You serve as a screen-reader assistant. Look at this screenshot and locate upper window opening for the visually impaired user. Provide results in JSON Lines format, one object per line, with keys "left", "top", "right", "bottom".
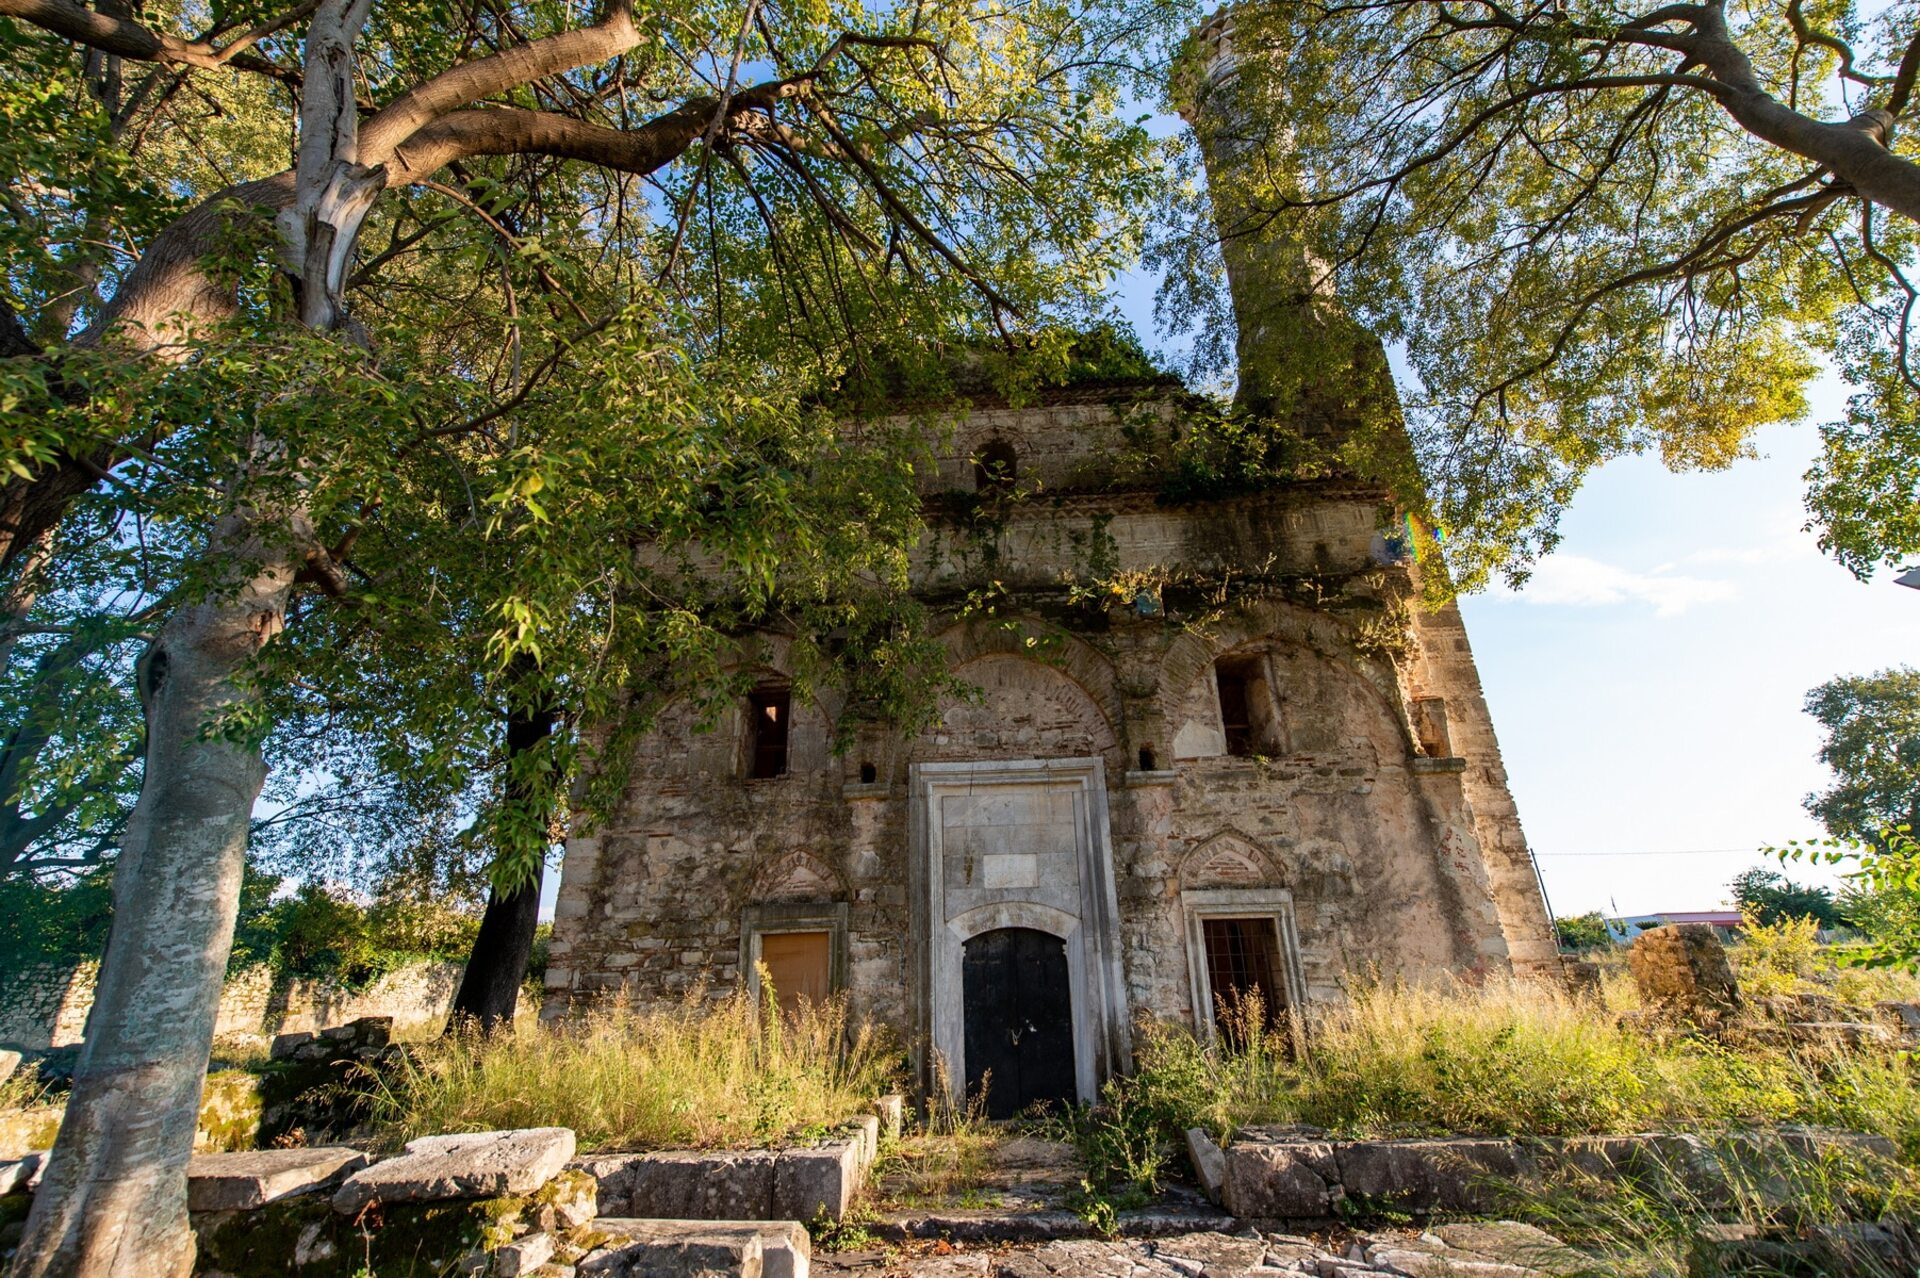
{"left": 1216, "top": 667, "right": 1254, "bottom": 757}
{"left": 975, "top": 438, "right": 1018, "bottom": 492}
{"left": 1215, "top": 653, "right": 1286, "bottom": 758}
{"left": 747, "top": 686, "right": 791, "bottom": 778}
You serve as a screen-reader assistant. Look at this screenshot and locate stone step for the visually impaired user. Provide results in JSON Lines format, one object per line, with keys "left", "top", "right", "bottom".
{"left": 874, "top": 1204, "right": 1238, "bottom": 1243}
{"left": 333, "top": 1126, "right": 576, "bottom": 1215}
{"left": 580, "top": 1217, "right": 811, "bottom": 1278}
{"left": 186, "top": 1145, "right": 368, "bottom": 1211}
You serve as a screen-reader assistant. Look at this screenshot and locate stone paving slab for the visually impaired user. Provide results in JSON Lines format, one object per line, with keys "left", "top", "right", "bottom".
{"left": 332, "top": 1126, "right": 575, "bottom": 1214}
{"left": 813, "top": 1227, "right": 1589, "bottom": 1277}
{"left": 583, "top": 1217, "right": 811, "bottom": 1278}
{"left": 188, "top": 1145, "right": 368, "bottom": 1211}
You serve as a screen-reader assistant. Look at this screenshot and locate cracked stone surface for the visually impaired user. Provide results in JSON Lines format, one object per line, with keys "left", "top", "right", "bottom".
{"left": 332, "top": 1127, "right": 576, "bottom": 1214}
{"left": 815, "top": 1226, "right": 1588, "bottom": 1276}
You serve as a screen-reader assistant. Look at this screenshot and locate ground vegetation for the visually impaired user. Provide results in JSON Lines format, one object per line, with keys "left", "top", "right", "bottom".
{"left": 361, "top": 992, "right": 897, "bottom": 1152}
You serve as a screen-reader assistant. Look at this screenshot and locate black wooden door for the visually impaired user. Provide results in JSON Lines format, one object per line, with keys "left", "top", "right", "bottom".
{"left": 962, "top": 927, "right": 1076, "bottom": 1118}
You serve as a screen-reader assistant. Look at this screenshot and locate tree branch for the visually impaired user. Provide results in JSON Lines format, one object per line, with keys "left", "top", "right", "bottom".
{"left": 358, "top": 0, "right": 638, "bottom": 163}
{"left": 0, "top": 0, "right": 299, "bottom": 81}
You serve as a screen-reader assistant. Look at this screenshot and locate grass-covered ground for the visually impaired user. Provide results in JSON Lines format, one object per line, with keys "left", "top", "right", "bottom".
{"left": 360, "top": 990, "right": 901, "bottom": 1152}
{"left": 1129, "top": 976, "right": 1920, "bottom": 1156}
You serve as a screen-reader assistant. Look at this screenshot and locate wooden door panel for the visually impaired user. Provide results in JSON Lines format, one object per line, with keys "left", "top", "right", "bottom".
{"left": 761, "top": 930, "right": 830, "bottom": 1017}
{"left": 962, "top": 927, "right": 1075, "bottom": 1118}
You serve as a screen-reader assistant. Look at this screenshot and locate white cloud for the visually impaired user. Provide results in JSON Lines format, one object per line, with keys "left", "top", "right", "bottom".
{"left": 1490, "top": 554, "right": 1737, "bottom": 617}
{"left": 1662, "top": 534, "right": 1808, "bottom": 570}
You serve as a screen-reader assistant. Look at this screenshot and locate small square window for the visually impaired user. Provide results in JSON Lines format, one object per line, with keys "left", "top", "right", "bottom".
{"left": 974, "top": 438, "right": 1017, "bottom": 492}
{"left": 747, "top": 686, "right": 790, "bottom": 778}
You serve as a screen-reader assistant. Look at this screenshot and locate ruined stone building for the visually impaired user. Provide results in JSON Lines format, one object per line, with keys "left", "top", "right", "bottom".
{"left": 544, "top": 13, "right": 1559, "bottom": 1115}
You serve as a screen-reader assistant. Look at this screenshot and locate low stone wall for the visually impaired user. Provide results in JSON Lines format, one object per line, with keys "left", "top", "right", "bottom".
{"left": 0, "top": 960, "right": 463, "bottom": 1051}
{"left": 573, "top": 1116, "right": 880, "bottom": 1224}
{"left": 1200, "top": 1126, "right": 1899, "bottom": 1220}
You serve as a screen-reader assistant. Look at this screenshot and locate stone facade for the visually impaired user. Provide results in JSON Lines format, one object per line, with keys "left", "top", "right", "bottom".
{"left": 543, "top": 17, "right": 1557, "bottom": 1104}
{"left": 542, "top": 383, "right": 1557, "bottom": 1099}
{"left": 0, "top": 960, "right": 463, "bottom": 1051}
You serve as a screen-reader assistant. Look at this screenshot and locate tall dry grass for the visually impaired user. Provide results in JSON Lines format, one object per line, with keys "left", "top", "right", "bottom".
{"left": 363, "top": 990, "right": 900, "bottom": 1152}
{"left": 1504, "top": 1132, "right": 1920, "bottom": 1277}
{"left": 1131, "top": 978, "right": 1920, "bottom": 1153}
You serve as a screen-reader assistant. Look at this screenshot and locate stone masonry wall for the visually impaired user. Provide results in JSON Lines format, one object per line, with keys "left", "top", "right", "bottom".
{"left": 0, "top": 960, "right": 462, "bottom": 1051}
{"left": 546, "top": 390, "right": 1553, "bottom": 1072}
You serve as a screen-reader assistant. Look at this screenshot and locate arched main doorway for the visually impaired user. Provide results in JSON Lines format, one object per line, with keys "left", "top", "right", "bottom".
{"left": 961, "top": 927, "right": 1076, "bottom": 1118}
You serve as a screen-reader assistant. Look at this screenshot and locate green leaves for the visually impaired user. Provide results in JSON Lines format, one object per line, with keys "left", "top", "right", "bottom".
{"left": 1155, "top": 0, "right": 1920, "bottom": 590}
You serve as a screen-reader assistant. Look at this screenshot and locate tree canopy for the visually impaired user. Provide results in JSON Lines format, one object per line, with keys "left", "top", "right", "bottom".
{"left": 0, "top": 0, "right": 1178, "bottom": 1267}
{"left": 1153, "top": 0, "right": 1920, "bottom": 591}
{"left": 1805, "top": 665, "right": 1920, "bottom": 844}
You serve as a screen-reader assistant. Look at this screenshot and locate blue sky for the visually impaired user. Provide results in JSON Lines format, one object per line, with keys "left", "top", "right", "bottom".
{"left": 1460, "top": 394, "right": 1916, "bottom": 917}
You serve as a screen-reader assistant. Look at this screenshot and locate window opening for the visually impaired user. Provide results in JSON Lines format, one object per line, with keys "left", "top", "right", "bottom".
{"left": 1216, "top": 669, "right": 1253, "bottom": 757}
{"left": 759, "top": 930, "right": 831, "bottom": 1018}
{"left": 1202, "top": 916, "right": 1285, "bottom": 1042}
{"left": 975, "top": 438, "right": 1017, "bottom": 492}
{"left": 747, "top": 686, "right": 791, "bottom": 778}
{"left": 859, "top": 761, "right": 878, "bottom": 784}
{"left": 1138, "top": 746, "right": 1157, "bottom": 772}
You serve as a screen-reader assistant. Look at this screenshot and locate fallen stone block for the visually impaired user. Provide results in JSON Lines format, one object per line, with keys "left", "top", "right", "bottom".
{"left": 582, "top": 1148, "right": 779, "bottom": 1220}
{"left": 0, "top": 1049, "right": 21, "bottom": 1084}
{"left": 871, "top": 1094, "right": 905, "bottom": 1143}
{"left": 1627, "top": 924, "right": 1739, "bottom": 1019}
{"left": 1184, "top": 1128, "right": 1225, "bottom": 1205}
{"left": 493, "top": 1229, "right": 555, "bottom": 1276}
{"left": 1689, "top": 1221, "right": 1920, "bottom": 1277}
{"left": 188, "top": 1145, "right": 368, "bottom": 1211}
{"left": 773, "top": 1138, "right": 862, "bottom": 1221}
{"left": 1875, "top": 1001, "right": 1920, "bottom": 1032}
{"left": 533, "top": 1167, "right": 599, "bottom": 1232}
{"left": 0, "top": 1152, "right": 42, "bottom": 1196}
{"left": 333, "top": 1127, "right": 576, "bottom": 1214}
{"left": 583, "top": 1217, "right": 810, "bottom": 1278}
{"left": 326, "top": 1016, "right": 394, "bottom": 1048}
{"left": 1785, "top": 1021, "right": 1898, "bottom": 1048}
{"left": 1334, "top": 1139, "right": 1529, "bottom": 1215}
{"left": 845, "top": 1114, "right": 881, "bottom": 1166}
{"left": 269, "top": 1030, "right": 315, "bottom": 1061}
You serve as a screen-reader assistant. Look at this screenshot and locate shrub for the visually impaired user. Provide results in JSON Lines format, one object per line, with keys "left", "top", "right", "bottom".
{"left": 0, "top": 871, "right": 113, "bottom": 970}
{"left": 1730, "top": 911, "right": 1823, "bottom": 996}
{"left": 362, "top": 991, "right": 900, "bottom": 1152}
{"left": 231, "top": 873, "right": 481, "bottom": 989}
{"left": 1555, "top": 911, "right": 1615, "bottom": 952}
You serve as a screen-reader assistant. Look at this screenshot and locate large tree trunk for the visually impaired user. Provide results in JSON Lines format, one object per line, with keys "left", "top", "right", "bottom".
{"left": 448, "top": 698, "right": 562, "bottom": 1031}
{"left": 7, "top": 516, "right": 296, "bottom": 1278}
